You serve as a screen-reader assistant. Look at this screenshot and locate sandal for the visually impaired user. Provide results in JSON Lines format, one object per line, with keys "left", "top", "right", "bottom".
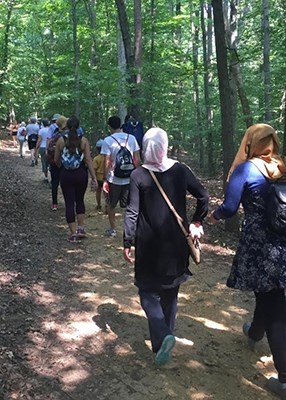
{"left": 68, "top": 234, "right": 80, "bottom": 243}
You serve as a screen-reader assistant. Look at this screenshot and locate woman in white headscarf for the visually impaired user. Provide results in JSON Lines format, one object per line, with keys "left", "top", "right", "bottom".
{"left": 124, "top": 127, "right": 209, "bottom": 367}
{"left": 210, "top": 124, "right": 286, "bottom": 397}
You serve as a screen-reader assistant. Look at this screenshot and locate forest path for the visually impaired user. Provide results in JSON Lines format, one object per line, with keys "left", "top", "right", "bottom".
{"left": 0, "top": 137, "right": 277, "bottom": 400}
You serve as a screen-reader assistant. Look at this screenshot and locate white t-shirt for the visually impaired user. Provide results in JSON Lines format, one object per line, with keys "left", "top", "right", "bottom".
{"left": 101, "top": 132, "right": 140, "bottom": 185}
{"left": 38, "top": 127, "right": 51, "bottom": 148}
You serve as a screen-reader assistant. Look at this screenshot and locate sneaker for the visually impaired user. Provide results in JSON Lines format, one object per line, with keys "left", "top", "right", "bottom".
{"left": 51, "top": 204, "right": 57, "bottom": 211}
{"left": 76, "top": 227, "right": 86, "bottom": 238}
{"left": 35, "top": 159, "right": 38, "bottom": 166}
{"left": 266, "top": 377, "right": 286, "bottom": 399}
{"left": 242, "top": 322, "right": 256, "bottom": 351}
{"left": 68, "top": 234, "right": 80, "bottom": 243}
{"left": 31, "top": 161, "right": 35, "bottom": 167}
{"left": 105, "top": 228, "right": 117, "bottom": 237}
{"left": 155, "top": 335, "right": 176, "bottom": 367}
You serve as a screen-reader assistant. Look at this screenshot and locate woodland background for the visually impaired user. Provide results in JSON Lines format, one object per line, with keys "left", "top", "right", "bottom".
{"left": 0, "top": 0, "right": 285, "bottom": 178}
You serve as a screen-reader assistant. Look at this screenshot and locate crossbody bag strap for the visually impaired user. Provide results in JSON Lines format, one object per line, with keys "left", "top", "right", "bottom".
{"left": 149, "top": 170, "right": 189, "bottom": 238}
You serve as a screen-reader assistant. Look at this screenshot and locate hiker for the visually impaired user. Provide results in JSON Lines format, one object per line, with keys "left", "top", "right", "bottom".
{"left": 54, "top": 116, "right": 98, "bottom": 242}
{"left": 123, "top": 127, "right": 209, "bottom": 366}
{"left": 9, "top": 120, "right": 19, "bottom": 148}
{"left": 26, "top": 116, "right": 40, "bottom": 166}
{"left": 210, "top": 123, "right": 286, "bottom": 398}
{"left": 48, "top": 116, "right": 68, "bottom": 211}
{"left": 101, "top": 115, "right": 141, "bottom": 237}
{"left": 121, "top": 115, "right": 144, "bottom": 149}
{"left": 93, "top": 139, "right": 106, "bottom": 211}
{"left": 17, "top": 122, "right": 27, "bottom": 158}
{"left": 48, "top": 113, "right": 61, "bottom": 138}
{"left": 35, "top": 117, "right": 50, "bottom": 182}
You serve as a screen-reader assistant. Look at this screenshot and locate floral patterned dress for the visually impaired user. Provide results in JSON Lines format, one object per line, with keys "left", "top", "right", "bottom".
{"left": 214, "top": 160, "right": 286, "bottom": 292}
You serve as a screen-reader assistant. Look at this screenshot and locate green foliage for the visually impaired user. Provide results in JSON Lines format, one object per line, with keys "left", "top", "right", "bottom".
{"left": 0, "top": 0, "right": 284, "bottom": 171}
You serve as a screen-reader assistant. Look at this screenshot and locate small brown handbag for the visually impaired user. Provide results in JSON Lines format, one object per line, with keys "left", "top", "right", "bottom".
{"left": 149, "top": 170, "right": 201, "bottom": 265}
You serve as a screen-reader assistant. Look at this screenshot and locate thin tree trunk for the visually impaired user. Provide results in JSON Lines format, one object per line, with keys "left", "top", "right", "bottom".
{"left": 117, "top": 20, "right": 127, "bottom": 122}
{"left": 201, "top": 1, "right": 214, "bottom": 174}
{"left": 134, "top": 0, "right": 142, "bottom": 84}
{"left": 262, "top": 0, "right": 271, "bottom": 122}
{"left": 71, "top": 0, "right": 80, "bottom": 118}
{"left": 0, "top": 1, "right": 14, "bottom": 105}
{"left": 190, "top": 2, "right": 203, "bottom": 168}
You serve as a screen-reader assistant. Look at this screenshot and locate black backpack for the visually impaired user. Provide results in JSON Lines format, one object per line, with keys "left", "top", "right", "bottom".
{"left": 266, "top": 179, "right": 286, "bottom": 236}
{"left": 111, "top": 134, "right": 135, "bottom": 178}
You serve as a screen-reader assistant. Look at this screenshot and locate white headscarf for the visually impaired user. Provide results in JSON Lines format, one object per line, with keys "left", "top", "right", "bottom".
{"left": 142, "top": 127, "right": 177, "bottom": 172}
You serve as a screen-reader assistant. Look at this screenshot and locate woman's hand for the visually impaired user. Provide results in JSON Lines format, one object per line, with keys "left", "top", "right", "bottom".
{"left": 103, "top": 181, "right": 109, "bottom": 194}
{"left": 189, "top": 222, "right": 204, "bottom": 240}
{"left": 90, "top": 178, "right": 98, "bottom": 192}
{"left": 209, "top": 211, "right": 220, "bottom": 224}
{"left": 123, "top": 248, "right": 134, "bottom": 264}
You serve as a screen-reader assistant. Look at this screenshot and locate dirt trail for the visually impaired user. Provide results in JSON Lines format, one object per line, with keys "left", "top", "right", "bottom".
{"left": 0, "top": 137, "right": 278, "bottom": 400}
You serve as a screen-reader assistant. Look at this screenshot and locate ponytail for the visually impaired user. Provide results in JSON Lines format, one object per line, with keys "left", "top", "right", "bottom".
{"left": 66, "top": 116, "right": 81, "bottom": 154}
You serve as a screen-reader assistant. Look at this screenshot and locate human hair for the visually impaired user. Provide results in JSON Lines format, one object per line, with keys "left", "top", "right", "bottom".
{"left": 108, "top": 116, "right": 121, "bottom": 130}
{"left": 66, "top": 116, "right": 81, "bottom": 154}
{"left": 42, "top": 117, "right": 49, "bottom": 127}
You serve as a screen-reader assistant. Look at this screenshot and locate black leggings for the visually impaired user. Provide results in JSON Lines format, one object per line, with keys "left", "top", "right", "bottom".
{"left": 249, "top": 289, "right": 286, "bottom": 383}
{"left": 50, "top": 164, "right": 60, "bottom": 205}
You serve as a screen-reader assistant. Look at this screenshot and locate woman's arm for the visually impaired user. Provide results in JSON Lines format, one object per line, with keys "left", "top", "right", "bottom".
{"left": 82, "top": 138, "right": 98, "bottom": 189}
{"left": 212, "top": 162, "right": 249, "bottom": 221}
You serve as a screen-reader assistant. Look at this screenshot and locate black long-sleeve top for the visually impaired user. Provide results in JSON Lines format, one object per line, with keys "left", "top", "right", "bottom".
{"left": 124, "top": 163, "right": 209, "bottom": 290}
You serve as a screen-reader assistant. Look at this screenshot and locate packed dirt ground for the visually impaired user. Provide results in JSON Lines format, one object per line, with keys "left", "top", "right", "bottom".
{"left": 0, "top": 135, "right": 280, "bottom": 400}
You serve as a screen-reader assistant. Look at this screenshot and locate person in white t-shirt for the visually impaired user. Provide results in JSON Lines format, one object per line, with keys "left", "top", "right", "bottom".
{"left": 17, "top": 122, "right": 27, "bottom": 158}
{"left": 101, "top": 115, "right": 140, "bottom": 237}
{"left": 35, "top": 118, "right": 51, "bottom": 182}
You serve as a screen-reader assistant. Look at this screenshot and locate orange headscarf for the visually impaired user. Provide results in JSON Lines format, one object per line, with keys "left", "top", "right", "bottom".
{"left": 227, "top": 123, "right": 286, "bottom": 181}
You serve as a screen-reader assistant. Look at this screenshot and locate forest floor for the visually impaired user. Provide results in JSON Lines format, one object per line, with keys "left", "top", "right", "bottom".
{"left": 0, "top": 134, "right": 280, "bottom": 400}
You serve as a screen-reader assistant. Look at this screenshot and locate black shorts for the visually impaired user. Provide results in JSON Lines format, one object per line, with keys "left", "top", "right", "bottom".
{"left": 28, "top": 134, "right": 38, "bottom": 150}
{"left": 106, "top": 183, "right": 129, "bottom": 209}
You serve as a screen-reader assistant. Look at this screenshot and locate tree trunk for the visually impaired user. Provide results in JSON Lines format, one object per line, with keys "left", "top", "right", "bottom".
{"left": 115, "top": 0, "right": 141, "bottom": 119}
{"left": 0, "top": 1, "right": 14, "bottom": 102}
{"left": 190, "top": 2, "right": 203, "bottom": 169}
{"left": 71, "top": 0, "right": 80, "bottom": 118}
{"left": 83, "top": 0, "right": 97, "bottom": 67}
{"left": 262, "top": 0, "right": 272, "bottom": 122}
{"left": 117, "top": 20, "right": 127, "bottom": 122}
{"left": 145, "top": 0, "right": 155, "bottom": 128}
{"left": 134, "top": 0, "right": 142, "bottom": 85}
{"left": 212, "top": 0, "right": 238, "bottom": 233}
{"left": 201, "top": 1, "right": 214, "bottom": 174}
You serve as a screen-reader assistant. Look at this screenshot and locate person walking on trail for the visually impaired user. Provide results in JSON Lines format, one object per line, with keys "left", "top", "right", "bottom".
{"left": 210, "top": 124, "right": 286, "bottom": 398}
{"left": 17, "top": 122, "right": 26, "bottom": 158}
{"left": 9, "top": 120, "right": 19, "bottom": 148}
{"left": 47, "top": 116, "right": 68, "bottom": 211}
{"left": 26, "top": 116, "right": 40, "bottom": 167}
{"left": 124, "top": 127, "right": 209, "bottom": 367}
{"left": 54, "top": 116, "right": 98, "bottom": 243}
{"left": 101, "top": 115, "right": 141, "bottom": 237}
{"left": 92, "top": 139, "right": 106, "bottom": 211}
{"left": 35, "top": 117, "right": 50, "bottom": 182}
{"left": 48, "top": 113, "right": 61, "bottom": 138}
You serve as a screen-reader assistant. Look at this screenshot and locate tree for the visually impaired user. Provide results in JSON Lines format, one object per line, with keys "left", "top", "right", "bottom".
{"left": 212, "top": 0, "right": 238, "bottom": 232}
